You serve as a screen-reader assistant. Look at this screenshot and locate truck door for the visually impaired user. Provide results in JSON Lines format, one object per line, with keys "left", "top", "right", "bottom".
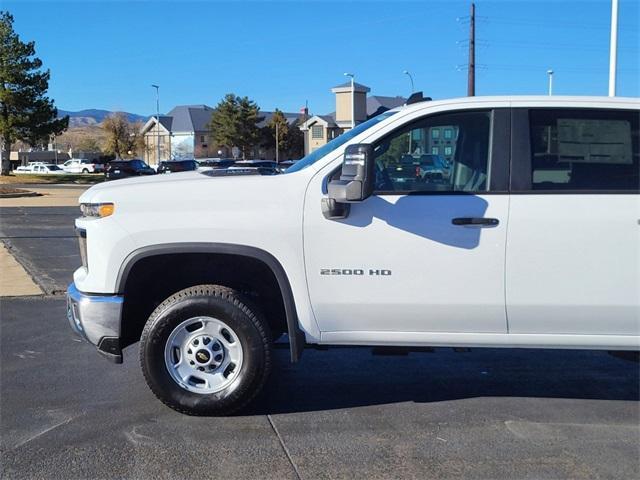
{"left": 507, "top": 107, "right": 640, "bottom": 336}
{"left": 303, "top": 108, "right": 511, "bottom": 336}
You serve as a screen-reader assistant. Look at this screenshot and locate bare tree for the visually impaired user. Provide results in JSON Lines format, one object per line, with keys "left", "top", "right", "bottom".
{"left": 102, "top": 113, "right": 143, "bottom": 159}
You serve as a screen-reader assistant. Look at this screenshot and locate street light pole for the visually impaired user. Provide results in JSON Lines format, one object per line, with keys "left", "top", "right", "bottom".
{"left": 608, "top": 0, "right": 618, "bottom": 96}
{"left": 403, "top": 70, "right": 415, "bottom": 94}
{"left": 275, "top": 121, "right": 279, "bottom": 164}
{"left": 151, "top": 84, "right": 160, "bottom": 165}
{"left": 547, "top": 69, "right": 554, "bottom": 95}
{"left": 344, "top": 72, "right": 355, "bottom": 129}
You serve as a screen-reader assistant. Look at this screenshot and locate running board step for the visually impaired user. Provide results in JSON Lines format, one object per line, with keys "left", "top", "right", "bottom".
{"left": 372, "top": 346, "right": 435, "bottom": 356}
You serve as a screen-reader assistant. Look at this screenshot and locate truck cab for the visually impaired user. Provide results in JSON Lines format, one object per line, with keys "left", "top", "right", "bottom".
{"left": 67, "top": 96, "right": 640, "bottom": 415}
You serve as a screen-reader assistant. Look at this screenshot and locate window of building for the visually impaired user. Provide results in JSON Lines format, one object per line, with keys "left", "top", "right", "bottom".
{"left": 200, "top": 135, "right": 205, "bottom": 143}
{"left": 529, "top": 109, "right": 639, "bottom": 191}
{"left": 444, "top": 128, "right": 453, "bottom": 139}
{"left": 312, "top": 125, "right": 324, "bottom": 139}
{"left": 431, "top": 128, "right": 440, "bottom": 139}
{"left": 373, "top": 110, "right": 491, "bottom": 193}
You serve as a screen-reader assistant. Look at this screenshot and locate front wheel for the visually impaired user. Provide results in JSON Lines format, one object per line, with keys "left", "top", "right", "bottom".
{"left": 82, "top": 168, "right": 89, "bottom": 174}
{"left": 140, "top": 285, "right": 272, "bottom": 415}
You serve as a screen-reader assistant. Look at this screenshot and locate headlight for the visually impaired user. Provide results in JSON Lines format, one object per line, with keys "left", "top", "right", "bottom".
{"left": 80, "top": 202, "right": 115, "bottom": 218}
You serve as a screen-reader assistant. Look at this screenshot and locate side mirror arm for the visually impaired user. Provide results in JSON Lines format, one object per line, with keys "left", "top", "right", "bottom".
{"left": 321, "top": 198, "right": 351, "bottom": 220}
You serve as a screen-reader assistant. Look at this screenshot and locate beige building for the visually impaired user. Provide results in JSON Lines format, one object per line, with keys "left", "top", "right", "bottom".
{"left": 141, "top": 105, "right": 217, "bottom": 166}
{"left": 299, "top": 82, "right": 405, "bottom": 155}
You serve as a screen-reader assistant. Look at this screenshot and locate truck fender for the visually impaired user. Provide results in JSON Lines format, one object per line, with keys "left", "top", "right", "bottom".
{"left": 116, "top": 243, "right": 305, "bottom": 362}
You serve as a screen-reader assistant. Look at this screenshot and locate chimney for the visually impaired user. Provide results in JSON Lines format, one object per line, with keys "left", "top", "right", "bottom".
{"left": 331, "top": 81, "right": 371, "bottom": 129}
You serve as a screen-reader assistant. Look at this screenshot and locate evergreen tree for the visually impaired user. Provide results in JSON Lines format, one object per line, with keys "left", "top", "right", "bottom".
{"left": 209, "top": 94, "right": 260, "bottom": 159}
{"left": 209, "top": 93, "right": 239, "bottom": 155}
{"left": 286, "top": 121, "right": 304, "bottom": 159}
{"left": 0, "top": 12, "right": 68, "bottom": 174}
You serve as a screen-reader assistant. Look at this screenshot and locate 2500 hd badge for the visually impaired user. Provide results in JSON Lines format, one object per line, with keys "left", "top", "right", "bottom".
{"left": 320, "top": 268, "right": 392, "bottom": 276}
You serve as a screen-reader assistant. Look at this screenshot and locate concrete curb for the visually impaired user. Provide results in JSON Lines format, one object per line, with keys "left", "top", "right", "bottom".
{"left": 0, "top": 191, "right": 42, "bottom": 199}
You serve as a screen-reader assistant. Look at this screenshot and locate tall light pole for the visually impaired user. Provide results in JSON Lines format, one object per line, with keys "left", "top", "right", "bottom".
{"left": 608, "top": 0, "right": 618, "bottom": 96}
{"left": 403, "top": 70, "right": 415, "bottom": 94}
{"left": 546, "top": 69, "right": 554, "bottom": 153}
{"left": 151, "top": 84, "right": 160, "bottom": 164}
{"left": 275, "top": 120, "right": 279, "bottom": 164}
{"left": 344, "top": 72, "right": 355, "bottom": 129}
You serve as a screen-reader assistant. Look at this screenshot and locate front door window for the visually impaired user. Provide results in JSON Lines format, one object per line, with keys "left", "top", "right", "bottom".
{"left": 373, "top": 111, "right": 492, "bottom": 193}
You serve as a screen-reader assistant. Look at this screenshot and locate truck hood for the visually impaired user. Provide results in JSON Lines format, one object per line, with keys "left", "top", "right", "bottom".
{"left": 78, "top": 170, "right": 298, "bottom": 208}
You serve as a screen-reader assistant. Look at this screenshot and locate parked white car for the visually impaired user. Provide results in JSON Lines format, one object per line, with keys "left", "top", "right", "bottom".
{"left": 67, "top": 95, "right": 640, "bottom": 416}
{"left": 15, "top": 163, "right": 66, "bottom": 175}
{"left": 62, "top": 158, "right": 104, "bottom": 174}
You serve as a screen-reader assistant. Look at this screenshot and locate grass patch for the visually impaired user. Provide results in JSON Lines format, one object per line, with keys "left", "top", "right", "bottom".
{"left": 0, "top": 173, "right": 104, "bottom": 185}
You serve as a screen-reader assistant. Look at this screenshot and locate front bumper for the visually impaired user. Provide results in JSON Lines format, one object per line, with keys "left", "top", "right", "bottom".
{"left": 67, "top": 282, "right": 124, "bottom": 363}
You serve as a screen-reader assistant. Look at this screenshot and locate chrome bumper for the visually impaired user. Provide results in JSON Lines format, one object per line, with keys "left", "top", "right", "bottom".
{"left": 67, "top": 282, "right": 124, "bottom": 363}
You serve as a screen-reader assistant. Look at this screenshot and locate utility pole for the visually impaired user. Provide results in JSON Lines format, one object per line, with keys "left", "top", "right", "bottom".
{"left": 275, "top": 121, "right": 279, "bottom": 164}
{"left": 608, "top": 0, "right": 618, "bottom": 96}
{"left": 467, "top": 2, "right": 476, "bottom": 96}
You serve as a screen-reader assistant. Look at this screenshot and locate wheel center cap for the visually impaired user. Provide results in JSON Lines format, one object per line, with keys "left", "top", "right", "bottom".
{"left": 195, "top": 349, "right": 210, "bottom": 364}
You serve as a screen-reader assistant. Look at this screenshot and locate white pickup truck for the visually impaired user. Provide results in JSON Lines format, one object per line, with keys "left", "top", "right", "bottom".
{"left": 62, "top": 158, "right": 104, "bottom": 174}
{"left": 67, "top": 96, "right": 640, "bottom": 415}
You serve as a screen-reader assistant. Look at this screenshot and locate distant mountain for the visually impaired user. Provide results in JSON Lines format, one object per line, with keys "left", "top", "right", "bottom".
{"left": 58, "top": 109, "right": 148, "bottom": 128}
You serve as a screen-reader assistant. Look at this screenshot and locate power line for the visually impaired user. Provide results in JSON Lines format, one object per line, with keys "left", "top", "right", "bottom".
{"left": 479, "top": 63, "right": 638, "bottom": 74}
{"left": 475, "top": 16, "right": 637, "bottom": 31}
{"left": 477, "top": 39, "right": 637, "bottom": 52}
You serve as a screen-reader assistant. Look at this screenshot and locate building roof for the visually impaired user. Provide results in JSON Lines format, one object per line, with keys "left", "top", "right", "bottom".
{"left": 144, "top": 105, "right": 301, "bottom": 134}
{"left": 317, "top": 114, "right": 337, "bottom": 126}
{"left": 324, "top": 95, "right": 405, "bottom": 119}
{"left": 367, "top": 95, "right": 406, "bottom": 115}
{"left": 165, "top": 105, "right": 215, "bottom": 132}
{"left": 256, "top": 111, "right": 300, "bottom": 128}
{"left": 299, "top": 114, "right": 338, "bottom": 130}
{"left": 157, "top": 115, "right": 173, "bottom": 130}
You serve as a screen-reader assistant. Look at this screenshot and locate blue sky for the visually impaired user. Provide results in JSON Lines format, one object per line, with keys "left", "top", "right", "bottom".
{"left": 4, "top": 0, "right": 639, "bottom": 116}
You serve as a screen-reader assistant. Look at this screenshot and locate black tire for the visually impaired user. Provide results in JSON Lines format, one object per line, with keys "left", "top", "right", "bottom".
{"left": 140, "top": 285, "right": 272, "bottom": 415}
{"left": 82, "top": 168, "right": 89, "bottom": 174}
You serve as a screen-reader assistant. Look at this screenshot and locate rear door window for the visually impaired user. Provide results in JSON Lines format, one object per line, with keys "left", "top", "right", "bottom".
{"left": 529, "top": 109, "right": 639, "bottom": 191}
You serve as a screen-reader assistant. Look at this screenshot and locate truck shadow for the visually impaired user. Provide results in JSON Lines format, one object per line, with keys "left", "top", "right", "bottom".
{"left": 335, "top": 194, "right": 490, "bottom": 249}
{"left": 248, "top": 347, "right": 639, "bottom": 415}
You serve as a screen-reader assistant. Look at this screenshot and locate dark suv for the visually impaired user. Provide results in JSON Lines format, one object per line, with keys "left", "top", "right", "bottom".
{"left": 105, "top": 159, "right": 156, "bottom": 180}
{"left": 158, "top": 160, "right": 199, "bottom": 174}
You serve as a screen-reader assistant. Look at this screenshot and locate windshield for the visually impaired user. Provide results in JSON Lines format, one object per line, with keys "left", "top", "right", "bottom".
{"left": 286, "top": 110, "right": 397, "bottom": 173}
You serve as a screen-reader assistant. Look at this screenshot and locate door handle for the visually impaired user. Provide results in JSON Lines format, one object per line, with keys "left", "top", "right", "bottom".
{"left": 452, "top": 217, "right": 499, "bottom": 227}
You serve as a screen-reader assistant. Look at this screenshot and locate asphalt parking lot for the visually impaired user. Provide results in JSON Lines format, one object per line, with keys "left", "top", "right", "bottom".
{"left": 1, "top": 206, "right": 639, "bottom": 479}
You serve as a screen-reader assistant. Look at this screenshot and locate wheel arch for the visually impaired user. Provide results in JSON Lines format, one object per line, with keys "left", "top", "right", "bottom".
{"left": 117, "top": 243, "right": 305, "bottom": 362}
